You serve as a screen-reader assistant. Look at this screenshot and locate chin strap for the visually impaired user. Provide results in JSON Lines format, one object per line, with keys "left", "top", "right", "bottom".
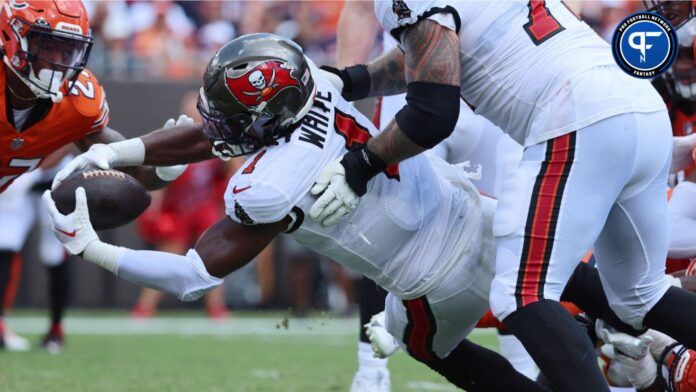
{"left": 49, "top": 90, "right": 63, "bottom": 103}
{"left": 4, "top": 57, "right": 65, "bottom": 103}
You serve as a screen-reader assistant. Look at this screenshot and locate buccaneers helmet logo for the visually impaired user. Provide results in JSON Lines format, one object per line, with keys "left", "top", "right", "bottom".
{"left": 225, "top": 60, "right": 301, "bottom": 108}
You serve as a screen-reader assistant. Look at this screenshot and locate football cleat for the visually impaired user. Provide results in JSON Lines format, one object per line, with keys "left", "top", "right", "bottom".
{"left": 365, "top": 312, "right": 401, "bottom": 359}
{"left": 4, "top": 328, "right": 30, "bottom": 352}
{"left": 129, "top": 303, "right": 155, "bottom": 320}
{"left": 350, "top": 368, "right": 391, "bottom": 392}
{"left": 40, "top": 324, "right": 65, "bottom": 354}
{"left": 205, "top": 303, "right": 229, "bottom": 321}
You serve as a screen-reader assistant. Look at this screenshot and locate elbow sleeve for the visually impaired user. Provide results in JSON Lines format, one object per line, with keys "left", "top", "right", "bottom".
{"left": 395, "top": 82, "right": 461, "bottom": 149}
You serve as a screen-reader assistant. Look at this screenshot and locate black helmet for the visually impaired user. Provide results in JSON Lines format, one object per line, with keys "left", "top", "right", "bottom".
{"left": 198, "top": 33, "right": 316, "bottom": 159}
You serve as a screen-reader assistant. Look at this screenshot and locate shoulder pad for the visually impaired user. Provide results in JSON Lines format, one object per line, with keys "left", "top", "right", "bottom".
{"left": 66, "top": 70, "right": 109, "bottom": 131}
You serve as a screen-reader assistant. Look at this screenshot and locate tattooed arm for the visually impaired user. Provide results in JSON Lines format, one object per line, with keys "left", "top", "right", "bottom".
{"left": 310, "top": 18, "right": 461, "bottom": 226}
{"left": 365, "top": 47, "right": 408, "bottom": 97}
{"left": 366, "top": 19, "right": 461, "bottom": 164}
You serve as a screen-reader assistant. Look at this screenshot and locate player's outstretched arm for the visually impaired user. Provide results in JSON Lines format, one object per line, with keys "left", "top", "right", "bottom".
{"left": 75, "top": 126, "right": 173, "bottom": 191}
{"left": 54, "top": 115, "right": 210, "bottom": 190}
{"left": 194, "top": 217, "right": 289, "bottom": 278}
{"left": 43, "top": 187, "right": 288, "bottom": 301}
{"left": 139, "top": 120, "right": 215, "bottom": 166}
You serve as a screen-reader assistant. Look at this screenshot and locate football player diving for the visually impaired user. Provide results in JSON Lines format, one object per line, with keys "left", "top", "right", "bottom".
{"left": 46, "top": 33, "right": 686, "bottom": 391}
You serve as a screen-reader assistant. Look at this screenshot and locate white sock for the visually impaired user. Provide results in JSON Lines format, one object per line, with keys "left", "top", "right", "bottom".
{"left": 358, "top": 341, "right": 388, "bottom": 371}
{"left": 498, "top": 333, "right": 539, "bottom": 380}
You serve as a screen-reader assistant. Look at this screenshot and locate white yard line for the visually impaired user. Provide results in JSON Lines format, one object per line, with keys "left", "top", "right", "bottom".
{"left": 6, "top": 316, "right": 499, "bottom": 338}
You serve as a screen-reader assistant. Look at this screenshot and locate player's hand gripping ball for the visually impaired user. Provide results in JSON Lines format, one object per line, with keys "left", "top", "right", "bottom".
{"left": 50, "top": 169, "right": 151, "bottom": 230}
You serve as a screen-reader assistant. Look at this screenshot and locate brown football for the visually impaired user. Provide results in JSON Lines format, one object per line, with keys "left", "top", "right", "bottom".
{"left": 51, "top": 169, "right": 151, "bottom": 230}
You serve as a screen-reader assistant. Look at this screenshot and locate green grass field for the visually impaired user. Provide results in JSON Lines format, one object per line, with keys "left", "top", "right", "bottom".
{"left": 1, "top": 311, "right": 499, "bottom": 391}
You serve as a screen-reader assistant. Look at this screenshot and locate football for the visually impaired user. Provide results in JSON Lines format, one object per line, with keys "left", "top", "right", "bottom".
{"left": 51, "top": 169, "right": 151, "bottom": 230}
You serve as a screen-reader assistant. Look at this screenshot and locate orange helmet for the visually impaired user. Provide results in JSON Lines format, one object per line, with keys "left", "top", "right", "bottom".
{"left": 664, "top": 346, "right": 696, "bottom": 392}
{"left": 0, "top": 0, "right": 92, "bottom": 101}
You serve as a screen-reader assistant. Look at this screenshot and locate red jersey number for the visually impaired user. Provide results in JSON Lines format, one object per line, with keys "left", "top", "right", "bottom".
{"left": 523, "top": 0, "right": 565, "bottom": 45}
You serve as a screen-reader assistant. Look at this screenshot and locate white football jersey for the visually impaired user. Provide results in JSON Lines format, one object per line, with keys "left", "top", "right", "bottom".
{"left": 375, "top": 0, "right": 666, "bottom": 146}
{"left": 225, "top": 60, "right": 490, "bottom": 299}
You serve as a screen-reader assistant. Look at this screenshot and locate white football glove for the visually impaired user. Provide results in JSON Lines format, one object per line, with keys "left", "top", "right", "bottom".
{"left": 604, "top": 357, "right": 633, "bottom": 388}
{"left": 154, "top": 114, "right": 192, "bottom": 181}
{"left": 607, "top": 349, "right": 658, "bottom": 390}
{"left": 42, "top": 188, "right": 99, "bottom": 255}
{"left": 309, "top": 159, "right": 360, "bottom": 226}
{"left": 643, "top": 329, "right": 677, "bottom": 361}
{"left": 364, "top": 311, "right": 401, "bottom": 359}
{"left": 596, "top": 319, "right": 653, "bottom": 359}
{"left": 51, "top": 143, "right": 120, "bottom": 190}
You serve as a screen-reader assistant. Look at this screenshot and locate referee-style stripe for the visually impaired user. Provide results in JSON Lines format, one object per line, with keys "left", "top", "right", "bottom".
{"left": 402, "top": 297, "right": 437, "bottom": 362}
{"left": 515, "top": 132, "right": 576, "bottom": 308}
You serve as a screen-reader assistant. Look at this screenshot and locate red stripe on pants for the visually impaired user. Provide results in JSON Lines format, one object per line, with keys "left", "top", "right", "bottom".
{"left": 518, "top": 133, "right": 574, "bottom": 306}
{"left": 404, "top": 298, "right": 435, "bottom": 362}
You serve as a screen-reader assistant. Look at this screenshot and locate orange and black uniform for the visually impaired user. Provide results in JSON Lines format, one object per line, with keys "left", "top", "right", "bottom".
{"left": 0, "top": 67, "right": 108, "bottom": 331}
{"left": 0, "top": 67, "right": 109, "bottom": 193}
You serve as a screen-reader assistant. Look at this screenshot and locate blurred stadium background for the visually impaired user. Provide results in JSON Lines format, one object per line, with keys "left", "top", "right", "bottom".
{"left": 3, "top": 1, "right": 652, "bottom": 391}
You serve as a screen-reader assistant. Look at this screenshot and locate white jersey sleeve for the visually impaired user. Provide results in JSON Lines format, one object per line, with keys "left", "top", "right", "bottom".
{"left": 375, "top": 0, "right": 459, "bottom": 41}
{"left": 224, "top": 175, "right": 293, "bottom": 226}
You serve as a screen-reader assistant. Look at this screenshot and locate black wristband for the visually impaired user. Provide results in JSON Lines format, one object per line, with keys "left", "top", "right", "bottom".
{"left": 340, "top": 146, "right": 387, "bottom": 196}
{"left": 319, "top": 64, "right": 371, "bottom": 101}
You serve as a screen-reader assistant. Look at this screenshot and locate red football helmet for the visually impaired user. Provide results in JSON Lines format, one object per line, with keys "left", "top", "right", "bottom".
{"left": 0, "top": 0, "right": 92, "bottom": 101}
{"left": 665, "top": 346, "right": 696, "bottom": 392}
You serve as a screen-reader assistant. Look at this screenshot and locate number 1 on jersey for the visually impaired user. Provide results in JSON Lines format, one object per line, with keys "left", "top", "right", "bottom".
{"left": 524, "top": 0, "right": 565, "bottom": 45}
